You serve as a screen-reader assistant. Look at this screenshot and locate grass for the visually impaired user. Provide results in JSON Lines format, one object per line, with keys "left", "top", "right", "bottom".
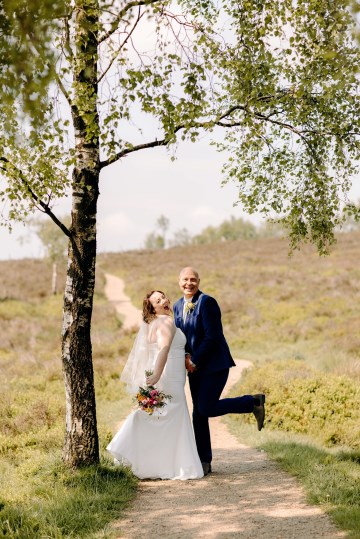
{"left": 1, "top": 232, "right": 360, "bottom": 536}
{"left": 99, "top": 231, "right": 360, "bottom": 379}
{"left": 99, "top": 231, "right": 360, "bottom": 537}
{"left": 0, "top": 458, "right": 136, "bottom": 539}
{"left": 0, "top": 260, "right": 138, "bottom": 538}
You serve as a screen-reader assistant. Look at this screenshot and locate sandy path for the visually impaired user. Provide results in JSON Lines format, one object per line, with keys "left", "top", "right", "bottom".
{"left": 104, "top": 273, "right": 142, "bottom": 330}
{"left": 104, "top": 274, "right": 346, "bottom": 539}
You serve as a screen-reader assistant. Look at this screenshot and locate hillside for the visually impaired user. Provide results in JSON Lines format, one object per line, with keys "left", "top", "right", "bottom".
{"left": 1, "top": 232, "right": 359, "bottom": 380}
{"left": 99, "top": 231, "right": 360, "bottom": 379}
{"left": 0, "top": 233, "right": 359, "bottom": 538}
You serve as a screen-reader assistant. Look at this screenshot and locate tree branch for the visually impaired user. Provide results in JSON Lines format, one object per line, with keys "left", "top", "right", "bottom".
{"left": 100, "top": 98, "right": 353, "bottom": 170}
{"left": 63, "top": 15, "right": 74, "bottom": 60}
{"left": 98, "top": 103, "right": 309, "bottom": 169}
{"left": 0, "top": 157, "right": 72, "bottom": 239}
{"left": 214, "top": 105, "right": 322, "bottom": 163}
{"left": 54, "top": 71, "right": 73, "bottom": 107}
{"left": 100, "top": 123, "right": 189, "bottom": 168}
{"left": 216, "top": 108, "right": 304, "bottom": 137}
{"left": 97, "top": 8, "right": 143, "bottom": 84}
{"left": 25, "top": 29, "right": 73, "bottom": 109}
{"left": 98, "top": 0, "right": 163, "bottom": 44}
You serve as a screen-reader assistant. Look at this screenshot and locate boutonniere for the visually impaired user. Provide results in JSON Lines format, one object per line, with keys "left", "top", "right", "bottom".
{"left": 185, "top": 301, "right": 197, "bottom": 314}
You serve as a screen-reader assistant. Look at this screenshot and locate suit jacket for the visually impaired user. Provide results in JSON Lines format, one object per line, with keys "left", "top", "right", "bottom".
{"left": 173, "top": 289, "right": 235, "bottom": 375}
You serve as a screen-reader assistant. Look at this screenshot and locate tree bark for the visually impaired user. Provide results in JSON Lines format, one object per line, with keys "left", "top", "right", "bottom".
{"left": 62, "top": 164, "right": 99, "bottom": 466}
{"left": 61, "top": 0, "right": 100, "bottom": 466}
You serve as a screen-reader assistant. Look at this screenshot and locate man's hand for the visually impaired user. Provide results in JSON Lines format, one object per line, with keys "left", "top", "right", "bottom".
{"left": 185, "top": 354, "right": 197, "bottom": 373}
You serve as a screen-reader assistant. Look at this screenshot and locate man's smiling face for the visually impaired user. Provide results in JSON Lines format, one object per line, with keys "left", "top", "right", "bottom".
{"left": 179, "top": 267, "right": 200, "bottom": 299}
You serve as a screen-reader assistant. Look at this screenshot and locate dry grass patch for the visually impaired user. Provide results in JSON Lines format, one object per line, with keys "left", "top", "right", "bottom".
{"left": 99, "top": 231, "right": 360, "bottom": 378}
{"left": 0, "top": 258, "right": 137, "bottom": 538}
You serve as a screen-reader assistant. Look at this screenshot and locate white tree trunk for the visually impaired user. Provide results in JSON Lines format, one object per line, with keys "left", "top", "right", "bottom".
{"left": 61, "top": 0, "right": 100, "bottom": 466}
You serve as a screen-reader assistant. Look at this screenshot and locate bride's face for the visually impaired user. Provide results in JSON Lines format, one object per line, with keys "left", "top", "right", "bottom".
{"left": 149, "top": 291, "right": 171, "bottom": 316}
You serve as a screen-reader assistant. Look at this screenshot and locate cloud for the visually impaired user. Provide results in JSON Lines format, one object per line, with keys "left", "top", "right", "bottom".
{"left": 98, "top": 212, "right": 138, "bottom": 252}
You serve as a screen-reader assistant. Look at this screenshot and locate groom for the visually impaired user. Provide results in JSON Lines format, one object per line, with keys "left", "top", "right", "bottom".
{"left": 173, "top": 266, "right": 265, "bottom": 476}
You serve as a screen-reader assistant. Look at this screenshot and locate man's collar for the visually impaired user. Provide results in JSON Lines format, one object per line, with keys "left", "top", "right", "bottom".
{"left": 186, "top": 290, "right": 201, "bottom": 302}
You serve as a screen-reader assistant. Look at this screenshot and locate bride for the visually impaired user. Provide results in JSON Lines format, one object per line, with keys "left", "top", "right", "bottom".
{"left": 106, "top": 290, "right": 204, "bottom": 480}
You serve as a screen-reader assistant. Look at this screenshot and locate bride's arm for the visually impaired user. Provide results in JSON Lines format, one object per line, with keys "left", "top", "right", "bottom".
{"left": 146, "top": 317, "right": 175, "bottom": 386}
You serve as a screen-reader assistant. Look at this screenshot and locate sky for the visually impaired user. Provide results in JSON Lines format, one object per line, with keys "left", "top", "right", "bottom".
{"left": 0, "top": 5, "right": 276, "bottom": 260}
{"left": 1, "top": 9, "right": 359, "bottom": 261}
{"left": 0, "top": 135, "right": 262, "bottom": 260}
{"left": 1, "top": 132, "right": 360, "bottom": 260}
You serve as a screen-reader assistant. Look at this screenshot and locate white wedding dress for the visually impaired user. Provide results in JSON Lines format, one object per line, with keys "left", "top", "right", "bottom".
{"left": 106, "top": 327, "right": 204, "bottom": 480}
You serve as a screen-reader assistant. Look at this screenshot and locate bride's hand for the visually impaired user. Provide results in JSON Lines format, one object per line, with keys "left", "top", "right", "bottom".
{"left": 146, "top": 372, "right": 160, "bottom": 386}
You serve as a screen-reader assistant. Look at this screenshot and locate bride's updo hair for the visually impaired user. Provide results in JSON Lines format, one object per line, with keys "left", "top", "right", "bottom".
{"left": 142, "top": 290, "right": 167, "bottom": 323}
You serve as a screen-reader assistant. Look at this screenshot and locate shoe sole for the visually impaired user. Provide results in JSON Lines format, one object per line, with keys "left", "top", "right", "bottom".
{"left": 253, "top": 394, "right": 265, "bottom": 430}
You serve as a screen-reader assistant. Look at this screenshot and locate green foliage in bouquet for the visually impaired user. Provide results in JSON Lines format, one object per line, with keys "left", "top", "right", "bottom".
{"left": 231, "top": 360, "right": 360, "bottom": 449}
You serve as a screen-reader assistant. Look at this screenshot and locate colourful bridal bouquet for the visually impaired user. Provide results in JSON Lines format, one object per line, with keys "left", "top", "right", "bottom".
{"left": 135, "top": 370, "right": 172, "bottom": 415}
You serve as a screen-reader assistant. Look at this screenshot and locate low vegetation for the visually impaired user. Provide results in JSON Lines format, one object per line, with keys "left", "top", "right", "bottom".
{"left": 232, "top": 359, "right": 360, "bottom": 450}
{"left": 100, "top": 231, "right": 360, "bottom": 537}
{"left": 1, "top": 231, "right": 359, "bottom": 536}
{"left": 0, "top": 260, "right": 137, "bottom": 538}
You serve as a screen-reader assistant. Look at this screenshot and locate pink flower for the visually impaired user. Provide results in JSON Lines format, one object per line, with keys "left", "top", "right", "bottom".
{"left": 150, "top": 390, "right": 159, "bottom": 397}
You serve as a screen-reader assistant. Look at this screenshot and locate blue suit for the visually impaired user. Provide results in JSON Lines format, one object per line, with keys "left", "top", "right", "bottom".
{"left": 174, "top": 290, "right": 255, "bottom": 464}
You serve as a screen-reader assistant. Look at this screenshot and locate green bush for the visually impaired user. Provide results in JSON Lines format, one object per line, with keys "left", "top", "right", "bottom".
{"left": 231, "top": 360, "right": 360, "bottom": 449}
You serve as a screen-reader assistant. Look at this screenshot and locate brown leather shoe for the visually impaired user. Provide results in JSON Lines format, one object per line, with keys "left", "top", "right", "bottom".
{"left": 202, "top": 462, "right": 212, "bottom": 476}
{"left": 253, "top": 394, "right": 265, "bottom": 431}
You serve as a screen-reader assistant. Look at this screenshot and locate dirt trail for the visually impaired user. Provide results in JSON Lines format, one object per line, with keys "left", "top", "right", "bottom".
{"left": 104, "top": 273, "right": 142, "bottom": 330}
{"left": 104, "top": 274, "right": 346, "bottom": 539}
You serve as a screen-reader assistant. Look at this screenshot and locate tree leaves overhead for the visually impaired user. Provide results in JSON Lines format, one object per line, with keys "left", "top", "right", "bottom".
{"left": 0, "top": 0, "right": 72, "bottom": 225}
{"left": 0, "top": 0, "right": 66, "bottom": 121}
{"left": 1, "top": 0, "right": 360, "bottom": 252}
{"left": 214, "top": 0, "right": 360, "bottom": 253}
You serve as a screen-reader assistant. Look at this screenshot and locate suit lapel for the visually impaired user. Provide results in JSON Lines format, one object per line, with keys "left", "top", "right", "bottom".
{"left": 176, "top": 298, "right": 186, "bottom": 330}
{"left": 183, "top": 290, "right": 202, "bottom": 328}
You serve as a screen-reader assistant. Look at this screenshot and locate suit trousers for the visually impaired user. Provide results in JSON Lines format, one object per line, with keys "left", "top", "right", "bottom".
{"left": 189, "top": 369, "right": 255, "bottom": 463}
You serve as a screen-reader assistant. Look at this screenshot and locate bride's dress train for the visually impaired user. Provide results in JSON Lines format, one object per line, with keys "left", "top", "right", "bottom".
{"left": 107, "top": 328, "right": 203, "bottom": 480}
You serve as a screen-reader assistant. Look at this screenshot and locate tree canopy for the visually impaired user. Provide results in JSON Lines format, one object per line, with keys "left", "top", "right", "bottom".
{"left": 1, "top": 0, "right": 360, "bottom": 253}
{"left": 0, "top": 0, "right": 65, "bottom": 121}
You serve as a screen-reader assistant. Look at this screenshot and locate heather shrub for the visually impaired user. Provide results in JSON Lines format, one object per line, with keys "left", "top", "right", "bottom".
{"left": 99, "top": 233, "right": 360, "bottom": 380}
{"left": 232, "top": 360, "right": 360, "bottom": 449}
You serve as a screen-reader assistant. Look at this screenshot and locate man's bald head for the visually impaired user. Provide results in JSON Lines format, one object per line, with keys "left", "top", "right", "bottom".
{"left": 179, "top": 266, "right": 200, "bottom": 280}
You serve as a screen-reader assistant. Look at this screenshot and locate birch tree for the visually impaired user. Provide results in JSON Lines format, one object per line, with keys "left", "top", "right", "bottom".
{"left": 1, "top": 0, "right": 359, "bottom": 466}
{"left": 30, "top": 216, "right": 70, "bottom": 294}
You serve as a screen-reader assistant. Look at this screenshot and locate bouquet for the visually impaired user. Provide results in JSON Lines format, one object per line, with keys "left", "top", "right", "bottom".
{"left": 135, "top": 370, "right": 172, "bottom": 415}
